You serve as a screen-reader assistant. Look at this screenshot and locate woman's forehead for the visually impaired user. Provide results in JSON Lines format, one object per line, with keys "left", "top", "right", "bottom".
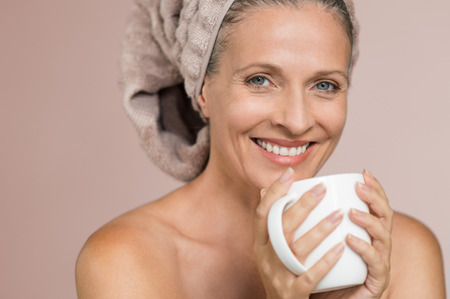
{"left": 221, "top": 6, "right": 352, "bottom": 74}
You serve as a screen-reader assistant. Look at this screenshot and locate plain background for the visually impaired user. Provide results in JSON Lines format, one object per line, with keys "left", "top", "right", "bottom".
{"left": 1, "top": 0, "right": 449, "bottom": 298}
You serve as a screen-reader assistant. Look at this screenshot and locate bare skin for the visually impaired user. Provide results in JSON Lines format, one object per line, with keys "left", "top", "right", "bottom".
{"left": 75, "top": 171, "right": 445, "bottom": 298}
{"left": 76, "top": 5, "right": 446, "bottom": 298}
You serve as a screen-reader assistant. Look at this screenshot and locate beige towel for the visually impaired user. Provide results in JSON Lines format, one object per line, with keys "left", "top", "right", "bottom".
{"left": 120, "top": 0, "right": 359, "bottom": 182}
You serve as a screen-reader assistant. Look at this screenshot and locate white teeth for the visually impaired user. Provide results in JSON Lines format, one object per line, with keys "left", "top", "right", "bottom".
{"left": 272, "top": 145, "right": 280, "bottom": 155}
{"left": 289, "top": 147, "right": 297, "bottom": 156}
{"left": 255, "top": 139, "right": 309, "bottom": 157}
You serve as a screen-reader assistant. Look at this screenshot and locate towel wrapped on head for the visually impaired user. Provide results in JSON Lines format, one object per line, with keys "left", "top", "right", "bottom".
{"left": 120, "top": 0, "right": 359, "bottom": 182}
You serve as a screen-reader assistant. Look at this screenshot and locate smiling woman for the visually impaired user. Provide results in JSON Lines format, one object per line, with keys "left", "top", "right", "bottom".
{"left": 199, "top": 6, "right": 350, "bottom": 187}
{"left": 75, "top": 0, "right": 445, "bottom": 298}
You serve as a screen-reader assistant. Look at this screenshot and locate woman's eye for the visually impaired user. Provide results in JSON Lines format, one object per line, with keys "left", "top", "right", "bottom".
{"left": 315, "top": 82, "right": 336, "bottom": 91}
{"left": 249, "top": 76, "right": 270, "bottom": 86}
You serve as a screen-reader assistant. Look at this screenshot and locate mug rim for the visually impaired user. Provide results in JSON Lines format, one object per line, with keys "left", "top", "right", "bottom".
{"left": 292, "top": 173, "right": 363, "bottom": 185}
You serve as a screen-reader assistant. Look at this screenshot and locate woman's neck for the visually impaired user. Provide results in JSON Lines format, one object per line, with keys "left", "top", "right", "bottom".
{"left": 190, "top": 160, "right": 261, "bottom": 213}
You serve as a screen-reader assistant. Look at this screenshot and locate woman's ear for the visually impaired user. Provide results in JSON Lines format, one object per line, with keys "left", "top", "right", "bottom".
{"left": 197, "top": 79, "right": 211, "bottom": 119}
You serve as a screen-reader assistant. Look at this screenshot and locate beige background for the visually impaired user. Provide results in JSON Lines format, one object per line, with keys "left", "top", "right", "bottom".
{"left": 1, "top": 1, "right": 449, "bottom": 298}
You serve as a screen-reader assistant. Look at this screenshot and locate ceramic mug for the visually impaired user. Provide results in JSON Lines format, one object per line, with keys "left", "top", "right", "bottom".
{"left": 267, "top": 173, "right": 371, "bottom": 293}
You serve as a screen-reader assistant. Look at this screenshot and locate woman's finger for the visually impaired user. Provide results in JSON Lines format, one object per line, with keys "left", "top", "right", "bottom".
{"left": 346, "top": 234, "right": 390, "bottom": 290}
{"left": 254, "top": 167, "right": 294, "bottom": 246}
{"left": 291, "top": 209, "right": 344, "bottom": 263}
{"left": 363, "top": 170, "right": 388, "bottom": 202}
{"left": 362, "top": 170, "right": 391, "bottom": 214}
{"left": 349, "top": 209, "right": 389, "bottom": 243}
{"left": 292, "top": 242, "right": 345, "bottom": 295}
{"left": 355, "top": 181, "right": 393, "bottom": 231}
{"left": 349, "top": 208, "right": 391, "bottom": 263}
{"left": 282, "top": 183, "right": 326, "bottom": 241}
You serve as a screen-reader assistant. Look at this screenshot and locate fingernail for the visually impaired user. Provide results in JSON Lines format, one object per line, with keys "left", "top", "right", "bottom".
{"left": 260, "top": 188, "right": 267, "bottom": 197}
{"left": 350, "top": 208, "right": 364, "bottom": 218}
{"left": 363, "top": 169, "right": 372, "bottom": 177}
{"left": 328, "top": 209, "right": 343, "bottom": 224}
{"left": 311, "top": 183, "right": 326, "bottom": 198}
{"left": 333, "top": 242, "right": 345, "bottom": 255}
{"left": 279, "top": 167, "right": 294, "bottom": 183}
{"left": 356, "top": 181, "right": 370, "bottom": 192}
{"left": 347, "top": 233, "right": 359, "bottom": 244}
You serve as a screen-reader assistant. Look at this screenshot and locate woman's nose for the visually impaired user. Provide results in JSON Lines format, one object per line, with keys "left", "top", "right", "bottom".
{"left": 270, "top": 89, "right": 315, "bottom": 135}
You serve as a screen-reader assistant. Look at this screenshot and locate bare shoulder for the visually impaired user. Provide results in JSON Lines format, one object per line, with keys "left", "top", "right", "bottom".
{"left": 75, "top": 200, "right": 183, "bottom": 298}
{"left": 388, "top": 212, "right": 446, "bottom": 298}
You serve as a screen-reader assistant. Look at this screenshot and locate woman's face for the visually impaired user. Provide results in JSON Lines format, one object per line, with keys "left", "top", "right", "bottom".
{"left": 199, "top": 5, "right": 352, "bottom": 190}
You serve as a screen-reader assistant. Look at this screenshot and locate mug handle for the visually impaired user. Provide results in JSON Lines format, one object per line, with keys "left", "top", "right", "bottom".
{"left": 268, "top": 192, "right": 308, "bottom": 275}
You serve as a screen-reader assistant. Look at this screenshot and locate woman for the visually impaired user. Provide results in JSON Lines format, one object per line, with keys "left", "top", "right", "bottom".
{"left": 76, "top": 0, "right": 445, "bottom": 297}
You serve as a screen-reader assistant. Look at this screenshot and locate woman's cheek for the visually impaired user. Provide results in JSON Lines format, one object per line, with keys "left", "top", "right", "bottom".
{"left": 227, "top": 98, "right": 268, "bottom": 128}
{"left": 315, "top": 100, "right": 347, "bottom": 134}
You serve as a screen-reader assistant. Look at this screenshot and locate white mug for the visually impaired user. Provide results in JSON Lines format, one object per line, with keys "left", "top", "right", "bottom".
{"left": 267, "top": 173, "right": 371, "bottom": 293}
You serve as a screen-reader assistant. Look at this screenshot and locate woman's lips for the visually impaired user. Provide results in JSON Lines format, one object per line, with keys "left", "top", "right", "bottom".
{"left": 252, "top": 138, "right": 314, "bottom": 166}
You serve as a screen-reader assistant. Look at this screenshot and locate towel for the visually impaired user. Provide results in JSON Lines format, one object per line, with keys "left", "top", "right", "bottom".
{"left": 120, "top": 0, "right": 359, "bottom": 182}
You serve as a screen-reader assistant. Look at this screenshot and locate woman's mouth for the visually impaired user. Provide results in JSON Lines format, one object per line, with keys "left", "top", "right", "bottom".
{"left": 253, "top": 138, "right": 311, "bottom": 157}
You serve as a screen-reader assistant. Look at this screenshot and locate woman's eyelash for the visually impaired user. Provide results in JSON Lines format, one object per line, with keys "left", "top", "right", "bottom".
{"left": 245, "top": 77, "right": 341, "bottom": 94}
{"left": 246, "top": 75, "right": 271, "bottom": 88}
{"left": 313, "top": 81, "right": 340, "bottom": 94}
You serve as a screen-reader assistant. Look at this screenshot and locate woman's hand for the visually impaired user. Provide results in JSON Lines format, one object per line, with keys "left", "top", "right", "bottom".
{"left": 253, "top": 168, "right": 346, "bottom": 298}
{"left": 312, "top": 170, "right": 393, "bottom": 299}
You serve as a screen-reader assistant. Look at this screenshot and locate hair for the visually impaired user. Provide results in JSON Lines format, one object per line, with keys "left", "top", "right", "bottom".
{"left": 206, "top": 0, "right": 354, "bottom": 75}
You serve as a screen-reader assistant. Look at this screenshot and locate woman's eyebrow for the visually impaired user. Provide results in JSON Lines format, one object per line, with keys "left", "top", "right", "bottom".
{"left": 234, "top": 63, "right": 284, "bottom": 75}
{"left": 313, "top": 70, "right": 348, "bottom": 82}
